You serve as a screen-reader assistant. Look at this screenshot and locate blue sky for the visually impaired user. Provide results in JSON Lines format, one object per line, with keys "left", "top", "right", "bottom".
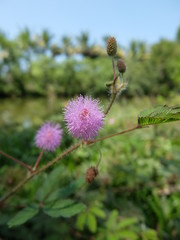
{"left": 0, "top": 0, "right": 180, "bottom": 47}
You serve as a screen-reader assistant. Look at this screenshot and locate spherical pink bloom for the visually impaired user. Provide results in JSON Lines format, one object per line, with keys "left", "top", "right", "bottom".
{"left": 35, "top": 122, "right": 63, "bottom": 151}
{"left": 64, "top": 96, "right": 105, "bottom": 140}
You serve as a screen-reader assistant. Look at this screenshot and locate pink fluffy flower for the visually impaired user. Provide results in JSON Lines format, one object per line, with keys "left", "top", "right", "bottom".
{"left": 64, "top": 96, "right": 105, "bottom": 140}
{"left": 35, "top": 122, "right": 63, "bottom": 151}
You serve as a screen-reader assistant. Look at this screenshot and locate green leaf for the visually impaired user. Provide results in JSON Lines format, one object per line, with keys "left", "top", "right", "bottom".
{"left": 138, "top": 105, "right": 180, "bottom": 126}
{"left": 87, "top": 212, "right": 97, "bottom": 233}
{"left": 43, "top": 199, "right": 75, "bottom": 210}
{"left": 117, "top": 230, "right": 138, "bottom": 240}
{"left": 106, "top": 233, "right": 119, "bottom": 240}
{"left": 147, "top": 193, "right": 164, "bottom": 232}
{"left": 44, "top": 202, "right": 86, "bottom": 218}
{"left": 142, "top": 229, "right": 158, "bottom": 240}
{"left": 106, "top": 210, "right": 119, "bottom": 228}
{"left": 36, "top": 166, "right": 65, "bottom": 202}
{"left": 106, "top": 81, "right": 114, "bottom": 87}
{"left": 8, "top": 207, "right": 39, "bottom": 228}
{"left": 117, "top": 217, "right": 138, "bottom": 229}
{"left": 90, "top": 207, "right": 106, "bottom": 219}
{"left": 46, "top": 176, "right": 85, "bottom": 202}
{"left": 76, "top": 212, "right": 86, "bottom": 231}
{"left": 0, "top": 214, "right": 9, "bottom": 225}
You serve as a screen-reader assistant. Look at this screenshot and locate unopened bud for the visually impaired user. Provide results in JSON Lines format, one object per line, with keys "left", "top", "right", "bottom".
{"left": 117, "top": 59, "right": 126, "bottom": 74}
{"left": 107, "top": 37, "right": 117, "bottom": 56}
{"left": 85, "top": 166, "right": 99, "bottom": 183}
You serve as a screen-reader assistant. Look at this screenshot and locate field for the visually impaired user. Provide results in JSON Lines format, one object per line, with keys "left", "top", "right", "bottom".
{"left": 0, "top": 95, "right": 180, "bottom": 240}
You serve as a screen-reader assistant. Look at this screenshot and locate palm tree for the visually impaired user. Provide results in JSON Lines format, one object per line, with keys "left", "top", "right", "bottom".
{"left": 17, "top": 28, "right": 31, "bottom": 50}
{"left": 76, "top": 32, "right": 101, "bottom": 58}
{"left": 76, "top": 32, "right": 89, "bottom": 53}
{"left": 31, "top": 29, "right": 52, "bottom": 55}
{"left": 102, "top": 35, "right": 111, "bottom": 47}
{"left": 61, "top": 35, "right": 73, "bottom": 57}
{"left": 129, "top": 40, "right": 138, "bottom": 59}
{"left": 16, "top": 28, "right": 32, "bottom": 62}
{"left": 41, "top": 29, "right": 53, "bottom": 51}
{"left": 176, "top": 26, "right": 180, "bottom": 43}
{"left": 138, "top": 42, "right": 147, "bottom": 60}
{"left": 50, "top": 44, "right": 62, "bottom": 58}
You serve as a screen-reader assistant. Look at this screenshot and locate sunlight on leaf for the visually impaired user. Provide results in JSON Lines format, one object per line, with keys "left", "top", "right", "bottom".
{"left": 117, "top": 230, "right": 138, "bottom": 240}
{"left": 87, "top": 212, "right": 97, "bottom": 233}
{"left": 138, "top": 105, "right": 180, "bottom": 126}
{"left": 76, "top": 212, "right": 86, "bottom": 231}
{"left": 117, "top": 217, "right": 138, "bottom": 229}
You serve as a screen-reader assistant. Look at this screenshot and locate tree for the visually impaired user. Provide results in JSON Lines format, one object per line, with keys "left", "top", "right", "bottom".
{"left": 176, "top": 26, "right": 180, "bottom": 43}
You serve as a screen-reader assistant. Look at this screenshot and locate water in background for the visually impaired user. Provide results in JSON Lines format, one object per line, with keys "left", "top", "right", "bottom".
{"left": 0, "top": 97, "right": 66, "bottom": 127}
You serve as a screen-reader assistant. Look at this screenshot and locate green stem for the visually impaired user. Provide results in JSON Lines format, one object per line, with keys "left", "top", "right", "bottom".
{"left": 96, "top": 148, "right": 102, "bottom": 168}
{"left": 0, "top": 150, "right": 32, "bottom": 171}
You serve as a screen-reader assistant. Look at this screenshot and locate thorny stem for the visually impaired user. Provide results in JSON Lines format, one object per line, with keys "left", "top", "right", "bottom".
{"left": 32, "top": 150, "right": 44, "bottom": 172}
{"left": 105, "top": 57, "right": 117, "bottom": 115}
{"left": 0, "top": 150, "right": 32, "bottom": 171}
{"left": 0, "top": 125, "right": 146, "bottom": 206}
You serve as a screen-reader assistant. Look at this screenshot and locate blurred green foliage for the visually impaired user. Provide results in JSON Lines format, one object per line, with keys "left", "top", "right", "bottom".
{"left": 0, "top": 27, "right": 180, "bottom": 239}
{"left": 0, "top": 28, "right": 180, "bottom": 98}
{"left": 0, "top": 97, "right": 180, "bottom": 239}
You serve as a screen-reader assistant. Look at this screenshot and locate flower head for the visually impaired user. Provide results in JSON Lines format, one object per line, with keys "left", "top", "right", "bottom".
{"left": 64, "top": 96, "right": 105, "bottom": 140}
{"left": 35, "top": 122, "right": 63, "bottom": 151}
{"left": 107, "top": 37, "right": 117, "bottom": 56}
{"left": 117, "top": 58, "right": 126, "bottom": 74}
{"left": 86, "top": 166, "right": 99, "bottom": 183}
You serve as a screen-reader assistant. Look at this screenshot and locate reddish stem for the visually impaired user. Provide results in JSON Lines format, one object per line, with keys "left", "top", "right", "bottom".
{"left": 87, "top": 125, "right": 141, "bottom": 145}
{"left": 105, "top": 57, "right": 117, "bottom": 115}
{"left": 0, "top": 142, "right": 82, "bottom": 204}
{"left": 32, "top": 150, "right": 44, "bottom": 171}
{"left": 112, "top": 57, "right": 116, "bottom": 82}
{"left": 0, "top": 150, "right": 32, "bottom": 171}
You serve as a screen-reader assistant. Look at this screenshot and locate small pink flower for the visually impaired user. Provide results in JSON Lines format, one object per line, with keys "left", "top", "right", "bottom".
{"left": 35, "top": 122, "right": 63, "bottom": 151}
{"left": 64, "top": 96, "right": 105, "bottom": 140}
